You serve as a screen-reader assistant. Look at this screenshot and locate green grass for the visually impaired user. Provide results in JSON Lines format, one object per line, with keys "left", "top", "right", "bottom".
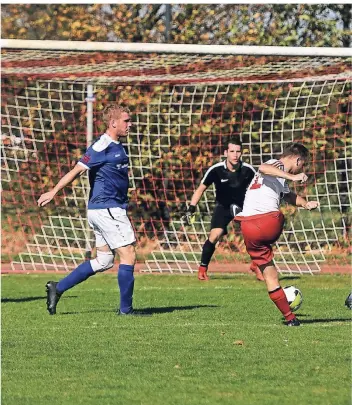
{"left": 2, "top": 273, "right": 351, "bottom": 405}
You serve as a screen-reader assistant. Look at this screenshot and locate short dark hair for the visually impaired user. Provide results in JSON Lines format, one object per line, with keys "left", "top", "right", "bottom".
{"left": 224, "top": 137, "right": 242, "bottom": 151}
{"left": 281, "top": 143, "right": 310, "bottom": 161}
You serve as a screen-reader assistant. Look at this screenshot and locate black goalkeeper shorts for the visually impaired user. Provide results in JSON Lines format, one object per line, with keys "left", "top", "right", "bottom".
{"left": 210, "top": 204, "right": 237, "bottom": 235}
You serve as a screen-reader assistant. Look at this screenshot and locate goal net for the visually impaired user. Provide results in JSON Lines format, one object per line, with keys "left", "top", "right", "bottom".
{"left": 1, "top": 41, "right": 351, "bottom": 275}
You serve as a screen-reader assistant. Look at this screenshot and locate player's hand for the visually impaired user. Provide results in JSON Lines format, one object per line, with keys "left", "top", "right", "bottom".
{"left": 37, "top": 190, "right": 56, "bottom": 207}
{"left": 305, "top": 201, "right": 319, "bottom": 211}
{"left": 292, "top": 173, "right": 308, "bottom": 183}
{"left": 181, "top": 205, "right": 196, "bottom": 225}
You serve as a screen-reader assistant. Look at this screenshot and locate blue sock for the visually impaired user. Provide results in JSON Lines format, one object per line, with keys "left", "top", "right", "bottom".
{"left": 57, "top": 261, "right": 95, "bottom": 294}
{"left": 118, "top": 264, "right": 135, "bottom": 314}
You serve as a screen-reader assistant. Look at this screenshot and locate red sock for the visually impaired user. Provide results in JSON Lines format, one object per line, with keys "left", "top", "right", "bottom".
{"left": 269, "top": 287, "right": 295, "bottom": 321}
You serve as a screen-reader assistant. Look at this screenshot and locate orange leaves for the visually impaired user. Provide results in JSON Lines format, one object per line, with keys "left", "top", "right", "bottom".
{"left": 1, "top": 4, "right": 349, "bottom": 46}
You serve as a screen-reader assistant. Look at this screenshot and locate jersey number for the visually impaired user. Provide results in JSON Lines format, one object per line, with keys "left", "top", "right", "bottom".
{"left": 249, "top": 175, "right": 263, "bottom": 190}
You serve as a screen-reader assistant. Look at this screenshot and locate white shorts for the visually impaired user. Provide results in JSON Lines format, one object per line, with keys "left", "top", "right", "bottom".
{"left": 87, "top": 207, "right": 136, "bottom": 250}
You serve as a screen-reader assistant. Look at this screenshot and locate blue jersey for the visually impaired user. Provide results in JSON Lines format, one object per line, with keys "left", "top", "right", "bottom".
{"left": 78, "top": 133, "right": 129, "bottom": 209}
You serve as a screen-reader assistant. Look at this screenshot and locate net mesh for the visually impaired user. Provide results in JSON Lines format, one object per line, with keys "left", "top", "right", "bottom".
{"left": 1, "top": 49, "right": 351, "bottom": 274}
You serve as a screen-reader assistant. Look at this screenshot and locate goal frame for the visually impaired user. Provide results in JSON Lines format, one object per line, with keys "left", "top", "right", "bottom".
{"left": 1, "top": 39, "right": 351, "bottom": 275}
{"left": 2, "top": 39, "right": 352, "bottom": 57}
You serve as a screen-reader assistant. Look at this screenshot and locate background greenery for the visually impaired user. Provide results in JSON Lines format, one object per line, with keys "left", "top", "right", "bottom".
{"left": 2, "top": 4, "right": 351, "bottom": 47}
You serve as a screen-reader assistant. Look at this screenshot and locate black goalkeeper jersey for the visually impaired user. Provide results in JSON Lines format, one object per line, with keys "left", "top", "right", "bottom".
{"left": 201, "top": 160, "right": 256, "bottom": 208}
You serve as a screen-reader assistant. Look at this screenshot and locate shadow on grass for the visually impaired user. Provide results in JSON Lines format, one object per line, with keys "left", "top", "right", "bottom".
{"left": 210, "top": 275, "right": 247, "bottom": 280}
{"left": 1, "top": 295, "right": 77, "bottom": 304}
{"left": 299, "top": 317, "right": 351, "bottom": 324}
{"left": 282, "top": 316, "right": 351, "bottom": 325}
{"left": 279, "top": 276, "right": 302, "bottom": 281}
{"left": 61, "top": 309, "right": 114, "bottom": 315}
{"left": 138, "top": 304, "right": 219, "bottom": 314}
{"left": 2, "top": 296, "right": 47, "bottom": 303}
{"left": 60, "top": 304, "right": 219, "bottom": 316}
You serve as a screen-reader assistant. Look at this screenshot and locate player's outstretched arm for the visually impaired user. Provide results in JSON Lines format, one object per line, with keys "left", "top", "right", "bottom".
{"left": 190, "top": 184, "right": 207, "bottom": 207}
{"left": 38, "top": 164, "right": 87, "bottom": 207}
{"left": 283, "top": 192, "right": 319, "bottom": 210}
{"left": 181, "top": 184, "right": 207, "bottom": 225}
{"left": 259, "top": 164, "right": 308, "bottom": 183}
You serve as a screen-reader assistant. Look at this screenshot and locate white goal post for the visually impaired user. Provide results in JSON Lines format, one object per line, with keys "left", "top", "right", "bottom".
{"left": 1, "top": 39, "right": 351, "bottom": 275}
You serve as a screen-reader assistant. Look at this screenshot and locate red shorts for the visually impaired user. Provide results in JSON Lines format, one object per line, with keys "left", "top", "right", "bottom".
{"left": 236, "top": 211, "right": 284, "bottom": 267}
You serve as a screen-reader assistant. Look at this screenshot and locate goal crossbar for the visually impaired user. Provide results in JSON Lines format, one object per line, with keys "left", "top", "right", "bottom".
{"left": 2, "top": 39, "right": 352, "bottom": 57}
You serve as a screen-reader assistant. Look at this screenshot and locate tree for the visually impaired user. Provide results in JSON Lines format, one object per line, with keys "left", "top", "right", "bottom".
{"left": 2, "top": 4, "right": 350, "bottom": 47}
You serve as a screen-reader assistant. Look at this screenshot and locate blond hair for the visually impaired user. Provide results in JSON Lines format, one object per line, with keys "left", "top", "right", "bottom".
{"left": 103, "top": 104, "right": 130, "bottom": 122}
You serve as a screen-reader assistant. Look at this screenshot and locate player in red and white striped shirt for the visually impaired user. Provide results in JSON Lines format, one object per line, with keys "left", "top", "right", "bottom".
{"left": 236, "top": 143, "right": 319, "bottom": 326}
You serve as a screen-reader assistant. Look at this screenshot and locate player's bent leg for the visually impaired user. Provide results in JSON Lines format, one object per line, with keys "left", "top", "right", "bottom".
{"left": 261, "top": 262, "right": 299, "bottom": 326}
{"left": 260, "top": 262, "right": 280, "bottom": 291}
{"left": 198, "top": 229, "right": 223, "bottom": 281}
{"left": 239, "top": 215, "right": 297, "bottom": 325}
{"left": 90, "top": 250, "right": 115, "bottom": 272}
{"left": 116, "top": 244, "right": 136, "bottom": 314}
{"left": 239, "top": 215, "right": 282, "bottom": 282}
{"left": 46, "top": 245, "right": 114, "bottom": 315}
{"left": 198, "top": 237, "right": 216, "bottom": 281}
{"left": 46, "top": 260, "right": 95, "bottom": 315}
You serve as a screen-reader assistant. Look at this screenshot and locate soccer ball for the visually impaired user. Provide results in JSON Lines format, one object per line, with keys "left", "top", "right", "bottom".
{"left": 283, "top": 286, "right": 303, "bottom": 312}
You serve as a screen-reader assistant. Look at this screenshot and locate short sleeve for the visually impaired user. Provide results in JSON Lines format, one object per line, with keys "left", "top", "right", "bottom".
{"left": 78, "top": 145, "right": 106, "bottom": 170}
{"left": 201, "top": 166, "right": 216, "bottom": 187}
{"left": 78, "top": 135, "right": 111, "bottom": 169}
{"left": 265, "top": 159, "right": 290, "bottom": 193}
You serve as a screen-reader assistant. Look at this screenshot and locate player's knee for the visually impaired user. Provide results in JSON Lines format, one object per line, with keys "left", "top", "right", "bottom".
{"left": 90, "top": 251, "right": 115, "bottom": 273}
{"left": 209, "top": 228, "right": 223, "bottom": 244}
{"left": 209, "top": 234, "right": 221, "bottom": 244}
{"left": 117, "top": 244, "right": 136, "bottom": 265}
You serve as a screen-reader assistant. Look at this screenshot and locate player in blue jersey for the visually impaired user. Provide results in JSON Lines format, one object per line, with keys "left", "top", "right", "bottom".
{"left": 38, "top": 104, "right": 144, "bottom": 316}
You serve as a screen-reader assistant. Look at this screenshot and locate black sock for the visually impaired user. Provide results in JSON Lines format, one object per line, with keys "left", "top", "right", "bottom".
{"left": 200, "top": 239, "right": 216, "bottom": 267}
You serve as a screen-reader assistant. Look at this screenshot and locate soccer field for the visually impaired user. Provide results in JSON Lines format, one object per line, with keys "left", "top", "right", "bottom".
{"left": 2, "top": 273, "right": 351, "bottom": 405}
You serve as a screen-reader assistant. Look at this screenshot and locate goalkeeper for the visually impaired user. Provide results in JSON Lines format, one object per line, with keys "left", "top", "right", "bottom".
{"left": 181, "top": 138, "right": 260, "bottom": 281}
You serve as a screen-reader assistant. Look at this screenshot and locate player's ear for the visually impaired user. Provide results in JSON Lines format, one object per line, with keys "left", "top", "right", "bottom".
{"left": 224, "top": 149, "right": 228, "bottom": 157}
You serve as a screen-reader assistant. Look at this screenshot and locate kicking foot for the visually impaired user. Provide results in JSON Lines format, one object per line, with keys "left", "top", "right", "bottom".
{"left": 286, "top": 317, "right": 300, "bottom": 326}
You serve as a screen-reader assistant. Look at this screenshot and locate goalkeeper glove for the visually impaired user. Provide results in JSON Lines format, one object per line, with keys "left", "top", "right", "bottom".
{"left": 181, "top": 205, "right": 196, "bottom": 225}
